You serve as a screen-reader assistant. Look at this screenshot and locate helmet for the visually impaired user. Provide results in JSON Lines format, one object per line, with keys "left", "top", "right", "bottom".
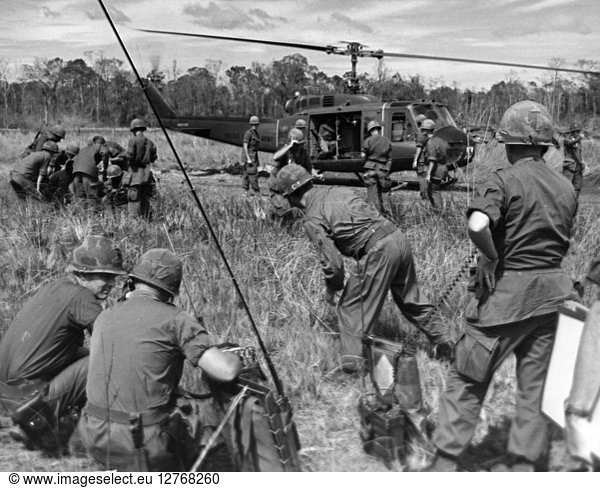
{"left": 71, "top": 235, "right": 126, "bottom": 275}
{"left": 41, "top": 141, "right": 59, "bottom": 153}
{"left": 295, "top": 119, "right": 307, "bottom": 128}
{"left": 107, "top": 164, "right": 123, "bottom": 179}
{"left": 49, "top": 125, "right": 66, "bottom": 139}
{"left": 130, "top": 249, "right": 182, "bottom": 296}
{"left": 415, "top": 114, "right": 427, "bottom": 124}
{"left": 567, "top": 122, "right": 582, "bottom": 133}
{"left": 92, "top": 135, "right": 106, "bottom": 145}
{"left": 420, "top": 119, "right": 436, "bottom": 131}
{"left": 288, "top": 128, "right": 305, "bottom": 144}
{"left": 129, "top": 118, "right": 147, "bottom": 131}
{"left": 276, "top": 163, "right": 314, "bottom": 197}
{"left": 65, "top": 143, "right": 79, "bottom": 157}
{"left": 495, "top": 100, "right": 554, "bottom": 145}
{"left": 367, "top": 120, "right": 381, "bottom": 133}
{"left": 249, "top": 115, "right": 260, "bottom": 125}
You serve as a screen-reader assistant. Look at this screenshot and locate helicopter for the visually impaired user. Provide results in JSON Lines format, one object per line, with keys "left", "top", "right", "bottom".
{"left": 139, "top": 29, "right": 600, "bottom": 186}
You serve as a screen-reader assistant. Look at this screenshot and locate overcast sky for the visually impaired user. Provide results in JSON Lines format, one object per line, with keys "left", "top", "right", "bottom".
{"left": 1, "top": 0, "right": 598, "bottom": 90}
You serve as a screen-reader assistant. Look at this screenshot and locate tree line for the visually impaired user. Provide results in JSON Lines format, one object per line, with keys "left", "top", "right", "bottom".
{"left": 0, "top": 53, "right": 598, "bottom": 131}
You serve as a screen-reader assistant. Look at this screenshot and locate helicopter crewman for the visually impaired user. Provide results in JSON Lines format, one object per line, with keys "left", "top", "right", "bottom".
{"left": 241, "top": 115, "right": 262, "bottom": 197}
{"left": 426, "top": 100, "right": 578, "bottom": 472}
{"left": 412, "top": 114, "right": 428, "bottom": 199}
{"left": 79, "top": 248, "right": 242, "bottom": 471}
{"left": 422, "top": 118, "right": 455, "bottom": 211}
{"left": 362, "top": 120, "right": 392, "bottom": 215}
{"left": 561, "top": 122, "right": 585, "bottom": 199}
{"left": 123, "top": 118, "right": 158, "bottom": 219}
{"left": 21, "top": 124, "right": 66, "bottom": 159}
{"left": 10, "top": 141, "right": 59, "bottom": 200}
{"left": 274, "top": 164, "right": 451, "bottom": 373}
{"left": 0, "top": 236, "right": 126, "bottom": 455}
{"left": 72, "top": 135, "right": 110, "bottom": 210}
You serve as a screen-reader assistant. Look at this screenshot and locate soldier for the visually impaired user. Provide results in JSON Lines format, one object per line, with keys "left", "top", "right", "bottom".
{"left": 21, "top": 124, "right": 66, "bottom": 158}
{"left": 44, "top": 143, "right": 79, "bottom": 205}
{"left": 105, "top": 140, "right": 129, "bottom": 171}
{"left": 102, "top": 164, "right": 128, "bottom": 210}
{"left": 317, "top": 122, "right": 337, "bottom": 159}
{"left": 422, "top": 119, "right": 455, "bottom": 211}
{"left": 72, "top": 135, "right": 110, "bottom": 209}
{"left": 79, "top": 249, "right": 242, "bottom": 471}
{"left": 412, "top": 114, "right": 428, "bottom": 199}
{"left": 9, "top": 141, "right": 59, "bottom": 200}
{"left": 0, "top": 236, "right": 126, "bottom": 454}
{"left": 241, "top": 115, "right": 261, "bottom": 196}
{"left": 562, "top": 122, "right": 585, "bottom": 199}
{"left": 123, "top": 118, "right": 158, "bottom": 219}
{"left": 274, "top": 164, "right": 451, "bottom": 373}
{"left": 362, "top": 120, "right": 392, "bottom": 215}
{"left": 426, "top": 100, "right": 578, "bottom": 472}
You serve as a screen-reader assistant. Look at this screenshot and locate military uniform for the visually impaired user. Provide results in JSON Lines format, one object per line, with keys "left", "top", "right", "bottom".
{"left": 362, "top": 133, "right": 392, "bottom": 214}
{"left": 424, "top": 135, "right": 451, "bottom": 209}
{"left": 123, "top": 132, "right": 157, "bottom": 218}
{"left": 302, "top": 186, "right": 446, "bottom": 360}
{"left": 414, "top": 133, "right": 428, "bottom": 199}
{"left": 72, "top": 144, "right": 109, "bottom": 207}
{"left": 272, "top": 145, "right": 312, "bottom": 177}
{"left": 105, "top": 140, "right": 128, "bottom": 171}
{"left": 433, "top": 157, "right": 577, "bottom": 465}
{"left": 241, "top": 127, "right": 261, "bottom": 194}
{"left": 562, "top": 133, "right": 584, "bottom": 198}
{"left": 0, "top": 275, "right": 102, "bottom": 425}
{"left": 9, "top": 150, "right": 54, "bottom": 199}
{"left": 79, "top": 289, "right": 221, "bottom": 471}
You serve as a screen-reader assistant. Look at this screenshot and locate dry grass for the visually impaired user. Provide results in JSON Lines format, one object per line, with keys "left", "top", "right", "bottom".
{"left": 1, "top": 130, "right": 600, "bottom": 471}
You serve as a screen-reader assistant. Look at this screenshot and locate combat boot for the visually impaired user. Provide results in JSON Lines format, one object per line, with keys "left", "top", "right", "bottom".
{"left": 11, "top": 392, "right": 62, "bottom": 456}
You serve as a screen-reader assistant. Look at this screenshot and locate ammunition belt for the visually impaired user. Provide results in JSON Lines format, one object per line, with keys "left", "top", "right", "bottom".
{"left": 85, "top": 402, "right": 169, "bottom": 426}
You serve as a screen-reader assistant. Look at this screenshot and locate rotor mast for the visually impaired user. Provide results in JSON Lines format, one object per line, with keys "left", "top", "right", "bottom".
{"left": 326, "top": 42, "right": 384, "bottom": 94}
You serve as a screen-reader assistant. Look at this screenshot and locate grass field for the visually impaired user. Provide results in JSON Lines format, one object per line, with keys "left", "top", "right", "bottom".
{"left": 0, "top": 129, "right": 599, "bottom": 472}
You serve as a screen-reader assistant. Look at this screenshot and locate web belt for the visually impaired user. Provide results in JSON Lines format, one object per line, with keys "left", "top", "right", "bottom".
{"left": 85, "top": 402, "right": 169, "bottom": 426}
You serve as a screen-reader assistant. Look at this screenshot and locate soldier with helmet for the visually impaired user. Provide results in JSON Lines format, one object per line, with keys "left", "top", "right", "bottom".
{"left": 44, "top": 143, "right": 79, "bottom": 205}
{"left": 362, "top": 120, "right": 393, "bottom": 215}
{"left": 79, "top": 248, "right": 242, "bottom": 470}
{"left": 426, "top": 101, "right": 578, "bottom": 472}
{"left": 72, "top": 135, "right": 110, "bottom": 209}
{"left": 124, "top": 117, "right": 158, "bottom": 219}
{"left": 562, "top": 122, "right": 585, "bottom": 199}
{"left": 421, "top": 118, "right": 455, "bottom": 211}
{"left": 0, "top": 236, "right": 126, "bottom": 455}
{"left": 102, "top": 164, "right": 128, "bottom": 211}
{"left": 274, "top": 164, "right": 451, "bottom": 373}
{"left": 241, "top": 115, "right": 262, "bottom": 196}
{"left": 9, "top": 140, "right": 59, "bottom": 200}
{"left": 412, "top": 114, "right": 429, "bottom": 199}
{"left": 21, "top": 124, "right": 66, "bottom": 159}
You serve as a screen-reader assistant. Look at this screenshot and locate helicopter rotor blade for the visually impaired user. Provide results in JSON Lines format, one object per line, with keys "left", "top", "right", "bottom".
{"left": 137, "top": 28, "right": 332, "bottom": 53}
{"left": 379, "top": 51, "right": 600, "bottom": 76}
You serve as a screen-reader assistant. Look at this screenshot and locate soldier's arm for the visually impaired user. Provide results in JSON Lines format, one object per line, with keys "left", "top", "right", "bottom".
{"left": 243, "top": 141, "right": 251, "bottom": 162}
{"left": 467, "top": 211, "right": 497, "bottom": 259}
{"left": 273, "top": 144, "right": 293, "bottom": 163}
{"left": 304, "top": 220, "right": 345, "bottom": 291}
{"left": 385, "top": 142, "right": 392, "bottom": 172}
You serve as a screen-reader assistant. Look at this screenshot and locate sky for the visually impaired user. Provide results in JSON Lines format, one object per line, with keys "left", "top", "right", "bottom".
{"left": 0, "top": 0, "right": 599, "bottom": 90}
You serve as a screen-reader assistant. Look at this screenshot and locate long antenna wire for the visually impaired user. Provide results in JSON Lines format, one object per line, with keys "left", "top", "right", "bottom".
{"left": 97, "top": 0, "right": 286, "bottom": 398}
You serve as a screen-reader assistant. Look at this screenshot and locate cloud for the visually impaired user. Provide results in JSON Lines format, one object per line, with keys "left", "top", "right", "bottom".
{"left": 516, "top": 0, "right": 579, "bottom": 12}
{"left": 41, "top": 6, "right": 60, "bottom": 19}
{"left": 330, "top": 13, "right": 373, "bottom": 34}
{"left": 74, "top": 1, "right": 131, "bottom": 23}
{"left": 491, "top": 12, "right": 591, "bottom": 38}
{"left": 183, "top": 2, "right": 287, "bottom": 30}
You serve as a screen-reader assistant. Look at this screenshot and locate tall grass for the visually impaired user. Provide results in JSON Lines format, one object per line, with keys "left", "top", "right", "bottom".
{"left": 0, "top": 130, "right": 599, "bottom": 471}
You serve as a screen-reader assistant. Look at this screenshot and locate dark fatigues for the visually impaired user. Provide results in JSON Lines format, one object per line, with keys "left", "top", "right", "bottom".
{"left": 302, "top": 186, "right": 445, "bottom": 359}
{"left": 241, "top": 128, "right": 261, "bottom": 194}
{"left": 123, "top": 133, "right": 157, "bottom": 218}
{"left": 433, "top": 157, "right": 578, "bottom": 464}
{"left": 105, "top": 141, "right": 128, "bottom": 171}
{"left": 72, "top": 144, "right": 109, "bottom": 208}
{"left": 562, "top": 134, "right": 583, "bottom": 198}
{"left": 21, "top": 130, "right": 58, "bottom": 158}
{"left": 44, "top": 162, "right": 73, "bottom": 206}
{"left": 362, "top": 133, "right": 392, "bottom": 214}
{"left": 9, "top": 150, "right": 53, "bottom": 200}
{"left": 415, "top": 133, "right": 428, "bottom": 199}
{"left": 79, "top": 290, "right": 220, "bottom": 471}
{"left": 0, "top": 276, "right": 101, "bottom": 420}
{"left": 424, "top": 135, "right": 451, "bottom": 209}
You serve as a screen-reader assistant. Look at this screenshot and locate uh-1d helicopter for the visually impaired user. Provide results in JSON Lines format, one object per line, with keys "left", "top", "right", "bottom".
{"left": 139, "top": 29, "right": 600, "bottom": 186}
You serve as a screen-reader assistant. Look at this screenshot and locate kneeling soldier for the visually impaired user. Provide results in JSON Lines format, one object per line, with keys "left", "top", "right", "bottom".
{"left": 0, "top": 236, "right": 125, "bottom": 454}
{"left": 79, "top": 249, "right": 242, "bottom": 471}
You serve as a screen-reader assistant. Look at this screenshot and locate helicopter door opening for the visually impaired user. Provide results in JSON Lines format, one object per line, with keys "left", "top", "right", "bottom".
{"left": 311, "top": 113, "right": 362, "bottom": 160}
